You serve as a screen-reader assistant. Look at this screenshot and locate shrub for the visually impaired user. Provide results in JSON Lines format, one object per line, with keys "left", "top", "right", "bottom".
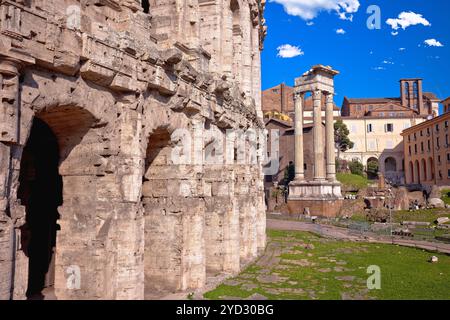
{"left": 349, "top": 160, "right": 364, "bottom": 176}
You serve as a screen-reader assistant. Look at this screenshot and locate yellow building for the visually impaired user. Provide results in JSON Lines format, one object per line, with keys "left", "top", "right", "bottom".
{"left": 402, "top": 112, "right": 450, "bottom": 187}
{"left": 341, "top": 117, "right": 424, "bottom": 184}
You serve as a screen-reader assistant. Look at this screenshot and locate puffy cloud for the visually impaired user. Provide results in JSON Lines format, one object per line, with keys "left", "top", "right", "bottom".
{"left": 386, "top": 11, "right": 431, "bottom": 31}
{"left": 336, "top": 28, "right": 346, "bottom": 34}
{"left": 399, "top": 48, "right": 406, "bottom": 51}
{"left": 382, "top": 60, "right": 394, "bottom": 65}
{"left": 277, "top": 44, "right": 304, "bottom": 58}
{"left": 424, "top": 39, "right": 444, "bottom": 47}
{"left": 270, "top": 0, "right": 360, "bottom": 21}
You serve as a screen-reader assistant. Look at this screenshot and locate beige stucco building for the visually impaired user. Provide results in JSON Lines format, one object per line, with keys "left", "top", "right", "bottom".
{"left": 341, "top": 117, "right": 424, "bottom": 184}
{"left": 402, "top": 112, "right": 450, "bottom": 187}
{"left": 341, "top": 79, "right": 439, "bottom": 184}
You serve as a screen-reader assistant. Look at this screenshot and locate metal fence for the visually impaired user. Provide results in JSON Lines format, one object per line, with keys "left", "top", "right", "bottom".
{"left": 282, "top": 215, "right": 450, "bottom": 245}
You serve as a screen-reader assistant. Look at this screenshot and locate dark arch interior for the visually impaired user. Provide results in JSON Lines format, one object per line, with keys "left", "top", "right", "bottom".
{"left": 18, "top": 117, "right": 62, "bottom": 299}
{"left": 142, "top": 0, "right": 150, "bottom": 13}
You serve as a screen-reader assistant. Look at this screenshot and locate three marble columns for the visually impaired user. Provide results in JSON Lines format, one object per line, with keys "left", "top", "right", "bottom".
{"left": 293, "top": 90, "right": 336, "bottom": 182}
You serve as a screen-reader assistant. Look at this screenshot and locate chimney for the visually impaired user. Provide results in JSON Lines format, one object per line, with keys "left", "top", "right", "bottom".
{"left": 280, "top": 83, "right": 285, "bottom": 114}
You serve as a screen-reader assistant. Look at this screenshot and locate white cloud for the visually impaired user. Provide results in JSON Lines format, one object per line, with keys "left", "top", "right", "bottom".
{"left": 382, "top": 60, "right": 394, "bottom": 65}
{"left": 306, "top": 21, "right": 314, "bottom": 26}
{"left": 336, "top": 28, "right": 346, "bottom": 34}
{"left": 277, "top": 44, "right": 304, "bottom": 58}
{"left": 424, "top": 39, "right": 444, "bottom": 47}
{"left": 270, "top": 0, "right": 360, "bottom": 21}
{"left": 386, "top": 11, "right": 431, "bottom": 31}
{"left": 372, "top": 67, "right": 386, "bottom": 71}
{"left": 399, "top": 47, "right": 406, "bottom": 51}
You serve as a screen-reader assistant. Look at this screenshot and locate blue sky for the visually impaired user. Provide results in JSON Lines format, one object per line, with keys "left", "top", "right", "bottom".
{"left": 262, "top": 0, "right": 450, "bottom": 108}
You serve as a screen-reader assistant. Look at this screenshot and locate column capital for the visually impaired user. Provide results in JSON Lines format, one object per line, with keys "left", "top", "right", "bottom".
{"left": 325, "top": 92, "right": 334, "bottom": 104}
{"left": 293, "top": 91, "right": 305, "bottom": 100}
{"left": 312, "top": 89, "right": 322, "bottom": 100}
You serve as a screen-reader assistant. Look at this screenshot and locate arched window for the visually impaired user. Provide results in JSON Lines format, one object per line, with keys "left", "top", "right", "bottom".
{"left": 413, "top": 82, "right": 418, "bottom": 98}
{"left": 404, "top": 82, "right": 410, "bottom": 100}
{"left": 385, "top": 157, "right": 397, "bottom": 172}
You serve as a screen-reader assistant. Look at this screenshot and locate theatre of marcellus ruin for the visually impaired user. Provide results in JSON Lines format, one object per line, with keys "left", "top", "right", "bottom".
{"left": 0, "top": 0, "right": 267, "bottom": 299}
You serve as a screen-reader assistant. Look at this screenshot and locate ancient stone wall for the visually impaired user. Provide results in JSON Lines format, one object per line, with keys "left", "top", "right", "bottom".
{"left": 0, "top": 0, "right": 266, "bottom": 300}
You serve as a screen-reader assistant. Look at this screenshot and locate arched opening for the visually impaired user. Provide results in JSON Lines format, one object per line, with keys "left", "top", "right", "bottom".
{"left": 366, "top": 157, "right": 379, "bottom": 180}
{"left": 414, "top": 160, "right": 420, "bottom": 184}
{"left": 18, "top": 118, "right": 62, "bottom": 299}
{"left": 384, "top": 157, "right": 397, "bottom": 172}
{"left": 18, "top": 106, "right": 97, "bottom": 299}
{"left": 409, "top": 161, "right": 414, "bottom": 184}
{"left": 143, "top": 127, "right": 205, "bottom": 298}
{"left": 141, "top": 0, "right": 150, "bottom": 14}
{"left": 428, "top": 157, "right": 434, "bottom": 181}
{"left": 421, "top": 158, "right": 427, "bottom": 182}
{"left": 404, "top": 82, "right": 410, "bottom": 100}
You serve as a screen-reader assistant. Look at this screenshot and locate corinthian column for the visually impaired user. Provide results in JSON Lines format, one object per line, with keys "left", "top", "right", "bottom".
{"left": 294, "top": 92, "right": 305, "bottom": 181}
{"left": 325, "top": 93, "right": 337, "bottom": 182}
{"left": 313, "top": 89, "right": 325, "bottom": 181}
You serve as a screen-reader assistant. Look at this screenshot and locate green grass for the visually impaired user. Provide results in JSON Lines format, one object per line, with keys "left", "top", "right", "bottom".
{"left": 337, "top": 173, "right": 370, "bottom": 190}
{"left": 204, "top": 229, "right": 450, "bottom": 300}
{"left": 348, "top": 209, "right": 450, "bottom": 224}
{"left": 441, "top": 189, "right": 450, "bottom": 205}
{"left": 392, "top": 209, "right": 450, "bottom": 224}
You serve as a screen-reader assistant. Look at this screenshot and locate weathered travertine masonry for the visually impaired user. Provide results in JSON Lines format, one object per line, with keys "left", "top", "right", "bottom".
{"left": 0, "top": 0, "right": 267, "bottom": 299}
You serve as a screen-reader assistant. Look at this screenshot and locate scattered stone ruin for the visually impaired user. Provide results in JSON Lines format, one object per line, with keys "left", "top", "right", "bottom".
{"left": 0, "top": 0, "right": 267, "bottom": 299}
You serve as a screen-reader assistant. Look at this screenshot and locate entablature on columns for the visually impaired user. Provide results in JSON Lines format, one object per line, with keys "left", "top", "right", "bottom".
{"left": 294, "top": 64, "right": 339, "bottom": 95}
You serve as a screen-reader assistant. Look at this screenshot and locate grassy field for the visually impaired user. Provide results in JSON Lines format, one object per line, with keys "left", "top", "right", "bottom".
{"left": 336, "top": 173, "right": 370, "bottom": 190}
{"left": 349, "top": 208, "right": 450, "bottom": 224}
{"left": 204, "top": 230, "right": 450, "bottom": 300}
{"left": 392, "top": 209, "right": 450, "bottom": 224}
{"left": 441, "top": 189, "right": 450, "bottom": 206}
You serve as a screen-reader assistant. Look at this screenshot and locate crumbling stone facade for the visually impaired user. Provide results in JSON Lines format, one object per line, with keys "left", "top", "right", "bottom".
{"left": 0, "top": 0, "right": 267, "bottom": 300}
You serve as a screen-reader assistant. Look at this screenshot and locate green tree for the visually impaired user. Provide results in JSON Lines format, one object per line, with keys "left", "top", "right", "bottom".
{"left": 334, "top": 119, "right": 354, "bottom": 159}
{"left": 284, "top": 161, "right": 295, "bottom": 185}
{"left": 349, "top": 160, "right": 364, "bottom": 176}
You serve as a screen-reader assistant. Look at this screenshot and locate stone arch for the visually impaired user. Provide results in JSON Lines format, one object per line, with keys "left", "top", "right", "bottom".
{"left": 14, "top": 70, "right": 143, "bottom": 300}
{"left": 17, "top": 105, "right": 98, "bottom": 299}
{"left": 384, "top": 157, "right": 397, "bottom": 173}
{"left": 142, "top": 117, "right": 205, "bottom": 296}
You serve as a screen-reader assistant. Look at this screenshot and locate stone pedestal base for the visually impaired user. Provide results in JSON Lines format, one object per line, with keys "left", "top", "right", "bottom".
{"left": 287, "top": 180, "right": 343, "bottom": 218}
